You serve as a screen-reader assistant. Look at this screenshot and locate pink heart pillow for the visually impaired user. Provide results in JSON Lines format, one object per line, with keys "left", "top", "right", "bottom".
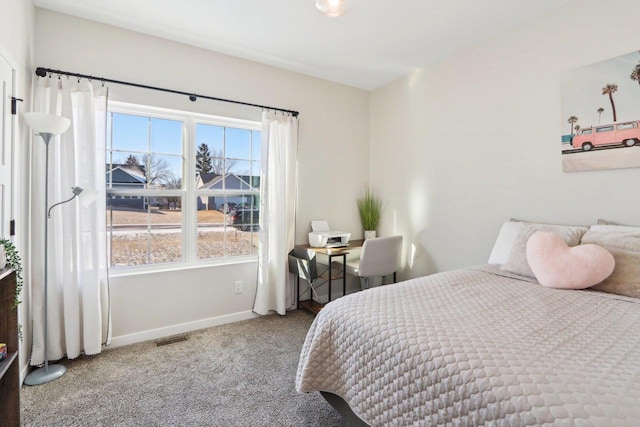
{"left": 526, "top": 231, "right": 615, "bottom": 289}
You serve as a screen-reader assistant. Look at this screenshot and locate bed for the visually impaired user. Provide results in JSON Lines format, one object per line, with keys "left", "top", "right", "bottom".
{"left": 295, "top": 222, "right": 640, "bottom": 426}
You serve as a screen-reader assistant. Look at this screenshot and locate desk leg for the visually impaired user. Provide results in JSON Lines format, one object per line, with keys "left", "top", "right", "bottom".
{"left": 297, "top": 276, "right": 300, "bottom": 309}
{"left": 328, "top": 259, "right": 332, "bottom": 302}
{"left": 341, "top": 254, "right": 346, "bottom": 298}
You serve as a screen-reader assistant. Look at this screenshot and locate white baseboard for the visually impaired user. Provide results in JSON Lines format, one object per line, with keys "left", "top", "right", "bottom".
{"left": 105, "top": 311, "right": 259, "bottom": 349}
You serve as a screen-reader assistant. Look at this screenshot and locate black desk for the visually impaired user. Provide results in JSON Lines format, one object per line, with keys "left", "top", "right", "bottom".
{"left": 297, "top": 239, "right": 364, "bottom": 313}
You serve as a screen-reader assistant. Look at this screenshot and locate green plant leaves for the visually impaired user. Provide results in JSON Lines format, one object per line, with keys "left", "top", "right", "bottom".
{"left": 0, "top": 239, "right": 23, "bottom": 308}
{"left": 357, "top": 186, "right": 382, "bottom": 231}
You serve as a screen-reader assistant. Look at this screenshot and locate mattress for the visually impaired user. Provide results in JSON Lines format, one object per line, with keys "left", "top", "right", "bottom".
{"left": 295, "top": 266, "right": 640, "bottom": 426}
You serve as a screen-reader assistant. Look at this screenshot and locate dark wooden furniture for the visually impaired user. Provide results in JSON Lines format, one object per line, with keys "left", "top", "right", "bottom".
{"left": 0, "top": 268, "right": 19, "bottom": 426}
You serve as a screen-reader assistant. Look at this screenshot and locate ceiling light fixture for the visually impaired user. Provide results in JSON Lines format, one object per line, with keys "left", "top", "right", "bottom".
{"left": 315, "top": 0, "right": 350, "bottom": 17}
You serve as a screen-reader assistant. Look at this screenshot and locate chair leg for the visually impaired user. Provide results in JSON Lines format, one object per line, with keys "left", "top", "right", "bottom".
{"left": 393, "top": 272, "right": 397, "bottom": 283}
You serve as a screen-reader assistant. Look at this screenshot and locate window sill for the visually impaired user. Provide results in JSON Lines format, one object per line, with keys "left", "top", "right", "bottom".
{"left": 108, "top": 255, "right": 258, "bottom": 278}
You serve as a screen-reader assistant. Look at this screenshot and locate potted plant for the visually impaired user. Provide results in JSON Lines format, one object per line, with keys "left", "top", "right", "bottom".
{"left": 0, "top": 238, "right": 23, "bottom": 308}
{"left": 357, "top": 186, "right": 382, "bottom": 239}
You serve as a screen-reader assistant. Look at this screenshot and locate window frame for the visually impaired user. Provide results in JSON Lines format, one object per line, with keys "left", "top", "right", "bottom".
{"left": 107, "top": 101, "right": 262, "bottom": 274}
{"left": 595, "top": 126, "right": 614, "bottom": 133}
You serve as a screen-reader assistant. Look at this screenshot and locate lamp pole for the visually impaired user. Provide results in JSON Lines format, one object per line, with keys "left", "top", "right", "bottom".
{"left": 23, "top": 112, "right": 72, "bottom": 386}
{"left": 23, "top": 132, "right": 68, "bottom": 385}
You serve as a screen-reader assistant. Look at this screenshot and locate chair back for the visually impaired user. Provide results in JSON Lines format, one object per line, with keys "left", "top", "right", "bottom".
{"left": 358, "top": 235, "right": 403, "bottom": 278}
{"left": 288, "top": 247, "right": 318, "bottom": 282}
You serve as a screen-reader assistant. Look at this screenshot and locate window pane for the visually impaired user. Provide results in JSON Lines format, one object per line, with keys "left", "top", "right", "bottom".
{"left": 229, "top": 160, "right": 251, "bottom": 179}
{"left": 106, "top": 152, "right": 147, "bottom": 190}
{"left": 196, "top": 124, "right": 224, "bottom": 155}
{"left": 196, "top": 196, "right": 258, "bottom": 259}
{"left": 150, "top": 117, "right": 182, "bottom": 155}
{"left": 226, "top": 128, "right": 251, "bottom": 159}
{"left": 111, "top": 113, "right": 148, "bottom": 152}
{"left": 141, "top": 154, "right": 183, "bottom": 188}
{"left": 252, "top": 161, "right": 261, "bottom": 181}
{"left": 149, "top": 226, "right": 182, "bottom": 264}
{"left": 252, "top": 131, "right": 261, "bottom": 162}
{"left": 229, "top": 196, "right": 260, "bottom": 256}
{"left": 210, "top": 156, "right": 225, "bottom": 176}
{"left": 196, "top": 201, "right": 228, "bottom": 260}
{"left": 228, "top": 194, "right": 260, "bottom": 226}
{"left": 108, "top": 195, "right": 182, "bottom": 267}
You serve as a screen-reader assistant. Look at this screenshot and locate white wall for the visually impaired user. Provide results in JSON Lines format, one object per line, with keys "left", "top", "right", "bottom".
{"left": 34, "top": 9, "right": 369, "bottom": 343}
{"left": 370, "top": 0, "right": 640, "bottom": 279}
{"left": 0, "top": 0, "right": 35, "bottom": 377}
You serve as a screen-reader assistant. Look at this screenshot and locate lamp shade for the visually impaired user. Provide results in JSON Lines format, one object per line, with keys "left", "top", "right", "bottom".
{"left": 315, "top": 0, "right": 350, "bottom": 17}
{"left": 24, "top": 112, "right": 71, "bottom": 135}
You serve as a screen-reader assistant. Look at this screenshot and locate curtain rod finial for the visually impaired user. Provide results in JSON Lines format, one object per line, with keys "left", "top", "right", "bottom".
{"left": 35, "top": 67, "right": 47, "bottom": 78}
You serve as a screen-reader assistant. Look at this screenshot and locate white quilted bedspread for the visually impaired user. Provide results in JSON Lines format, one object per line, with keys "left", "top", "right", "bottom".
{"left": 295, "top": 266, "right": 640, "bottom": 426}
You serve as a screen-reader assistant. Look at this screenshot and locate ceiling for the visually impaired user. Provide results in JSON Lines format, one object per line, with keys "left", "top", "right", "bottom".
{"left": 33, "top": 0, "right": 572, "bottom": 90}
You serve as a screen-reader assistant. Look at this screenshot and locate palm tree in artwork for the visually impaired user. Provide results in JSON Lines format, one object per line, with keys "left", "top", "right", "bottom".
{"left": 567, "top": 116, "right": 578, "bottom": 135}
{"left": 575, "top": 124, "right": 581, "bottom": 133}
{"left": 602, "top": 84, "right": 618, "bottom": 122}
{"left": 631, "top": 65, "right": 640, "bottom": 86}
{"left": 597, "top": 107, "right": 604, "bottom": 124}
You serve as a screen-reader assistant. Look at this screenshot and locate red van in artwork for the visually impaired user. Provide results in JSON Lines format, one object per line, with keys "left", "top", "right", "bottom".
{"left": 572, "top": 120, "right": 640, "bottom": 151}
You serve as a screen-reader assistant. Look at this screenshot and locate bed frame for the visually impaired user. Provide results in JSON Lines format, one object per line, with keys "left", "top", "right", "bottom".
{"left": 321, "top": 392, "right": 370, "bottom": 427}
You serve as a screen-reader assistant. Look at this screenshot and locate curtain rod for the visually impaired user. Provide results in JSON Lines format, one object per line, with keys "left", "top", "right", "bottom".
{"left": 34, "top": 67, "right": 299, "bottom": 117}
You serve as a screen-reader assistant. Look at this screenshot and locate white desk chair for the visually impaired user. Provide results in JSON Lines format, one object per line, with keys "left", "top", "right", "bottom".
{"left": 344, "top": 235, "right": 403, "bottom": 290}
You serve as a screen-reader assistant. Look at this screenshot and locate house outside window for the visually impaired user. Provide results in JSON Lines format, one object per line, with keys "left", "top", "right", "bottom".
{"left": 106, "top": 102, "right": 261, "bottom": 270}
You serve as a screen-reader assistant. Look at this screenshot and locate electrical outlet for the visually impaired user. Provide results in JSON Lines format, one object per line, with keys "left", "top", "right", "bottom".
{"left": 234, "top": 280, "right": 243, "bottom": 294}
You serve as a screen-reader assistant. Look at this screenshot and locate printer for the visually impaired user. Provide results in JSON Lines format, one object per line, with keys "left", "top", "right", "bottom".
{"left": 308, "top": 220, "right": 351, "bottom": 248}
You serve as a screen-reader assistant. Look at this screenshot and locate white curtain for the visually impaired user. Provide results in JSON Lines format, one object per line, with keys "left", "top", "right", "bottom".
{"left": 253, "top": 111, "right": 298, "bottom": 315}
{"left": 30, "top": 77, "right": 110, "bottom": 365}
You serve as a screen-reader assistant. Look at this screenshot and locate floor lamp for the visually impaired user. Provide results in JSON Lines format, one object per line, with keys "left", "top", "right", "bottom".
{"left": 23, "top": 112, "right": 76, "bottom": 386}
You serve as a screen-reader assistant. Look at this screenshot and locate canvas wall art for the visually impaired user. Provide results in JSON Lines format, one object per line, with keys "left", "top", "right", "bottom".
{"left": 561, "top": 50, "right": 640, "bottom": 172}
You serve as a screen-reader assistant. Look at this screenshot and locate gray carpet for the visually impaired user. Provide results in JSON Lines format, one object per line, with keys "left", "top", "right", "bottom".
{"left": 21, "top": 310, "right": 348, "bottom": 426}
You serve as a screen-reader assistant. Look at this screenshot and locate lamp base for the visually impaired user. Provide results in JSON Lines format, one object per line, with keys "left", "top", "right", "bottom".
{"left": 24, "top": 364, "right": 67, "bottom": 386}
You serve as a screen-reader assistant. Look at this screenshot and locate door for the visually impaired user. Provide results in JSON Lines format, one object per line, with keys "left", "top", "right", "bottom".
{"left": 0, "top": 55, "right": 13, "bottom": 238}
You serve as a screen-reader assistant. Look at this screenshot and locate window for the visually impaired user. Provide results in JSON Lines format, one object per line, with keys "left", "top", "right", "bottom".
{"left": 596, "top": 126, "right": 614, "bottom": 133}
{"left": 194, "top": 123, "right": 261, "bottom": 260}
{"left": 617, "top": 122, "right": 638, "bottom": 130}
{"left": 106, "top": 103, "right": 261, "bottom": 269}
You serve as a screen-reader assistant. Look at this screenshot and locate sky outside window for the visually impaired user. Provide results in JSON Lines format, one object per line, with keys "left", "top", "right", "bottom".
{"left": 110, "top": 114, "right": 261, "bottom": 183}
{"left": 151, "top": 118, "right": 182, "bottom": 154}
{"left": 110, "top": 113, "right": 183, "bottom": 183}
{"left": 196, "top": 124, "right": 224, "bottom": 154}
{"left": 111, "top": 114, "right": 148, "bottom": 152}
{"left": 196, "top": 123, "right": 261, "bottom": 174}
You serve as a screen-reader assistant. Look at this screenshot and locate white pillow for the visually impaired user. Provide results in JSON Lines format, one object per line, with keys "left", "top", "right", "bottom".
{"left": 488, "top": 221, "right": 525, "bottom": 264}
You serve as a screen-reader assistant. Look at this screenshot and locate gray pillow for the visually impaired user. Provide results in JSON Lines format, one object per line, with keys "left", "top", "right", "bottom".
{"left": 580, "top": 230, "right": 640, "bottom": 298}
{"left": 500, "top": 223, "right": 588, "bottom": 278}
{"left": 596, "top": 219, "right": 640, "bottom": 227}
